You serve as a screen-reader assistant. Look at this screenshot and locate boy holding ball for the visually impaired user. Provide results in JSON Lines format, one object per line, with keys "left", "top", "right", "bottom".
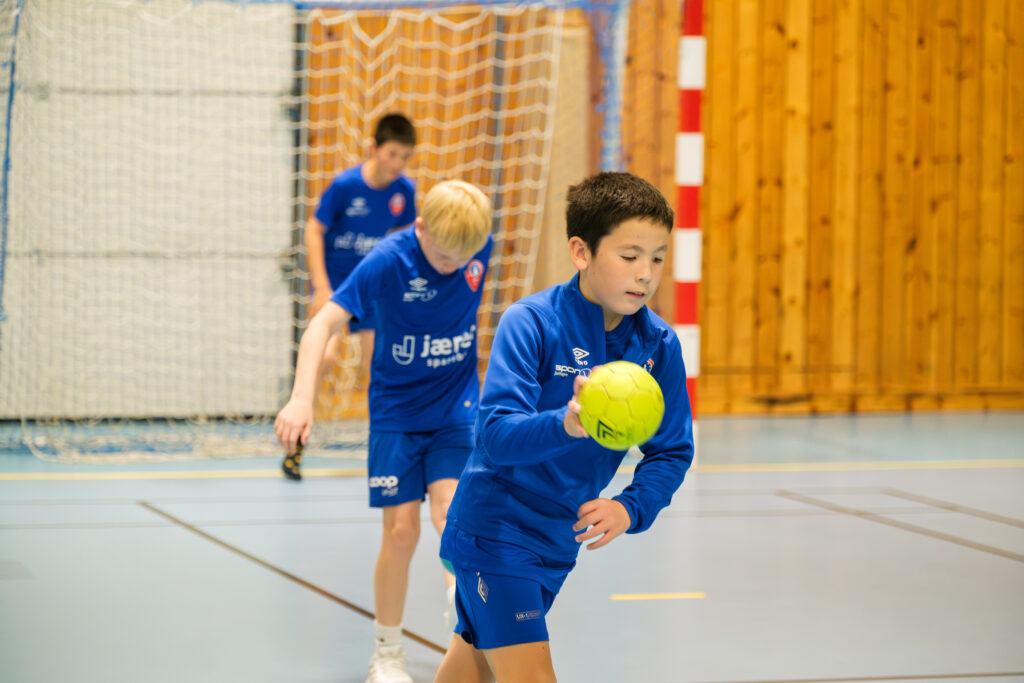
{"left": 434, "top": 172, "right": 694, "bottom": 682}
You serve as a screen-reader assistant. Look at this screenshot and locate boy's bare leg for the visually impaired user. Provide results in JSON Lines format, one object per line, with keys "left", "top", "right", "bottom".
{"left": 433, "top": 636, "right": 493, "bottom": 683}
{"left": 484, "top": 642, "right": 557, "bottom": 683}
{"left": 375, "top": 499, "right": 422, "bottom": 626}
{"left": 427, "top": 477, "right": 458, "bottom": 591}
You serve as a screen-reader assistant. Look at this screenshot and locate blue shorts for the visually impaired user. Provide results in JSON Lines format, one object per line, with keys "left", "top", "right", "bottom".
{"left": 441, "top": 528, "right": 572, "bottom": 650}
{"left": 451, "top": 566, "right": 559, "bottom": 650}
{"left": 367, "top": 424, "right": 473, "bottom": 507}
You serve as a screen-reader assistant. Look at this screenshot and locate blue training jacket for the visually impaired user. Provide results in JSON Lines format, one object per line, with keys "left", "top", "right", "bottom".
{"left": 446, "top": 274, "right": 694, "bottom": 564}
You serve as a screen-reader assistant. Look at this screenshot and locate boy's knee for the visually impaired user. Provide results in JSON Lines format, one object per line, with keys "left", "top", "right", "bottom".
{"left": 382, "top": 519, "right": 420, "bottom": 554}
{"left": 430, "top": 500, "right": 450, "bottom": 531}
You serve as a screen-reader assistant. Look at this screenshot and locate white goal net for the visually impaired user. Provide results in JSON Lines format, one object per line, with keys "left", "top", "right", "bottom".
{"left": 0, "top": 0, "right": 626, "bottom": 461}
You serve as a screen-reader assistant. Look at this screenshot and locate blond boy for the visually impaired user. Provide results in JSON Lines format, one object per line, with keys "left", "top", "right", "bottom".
{"left": 276, "top": 180, "right": 493, "bottom": 683}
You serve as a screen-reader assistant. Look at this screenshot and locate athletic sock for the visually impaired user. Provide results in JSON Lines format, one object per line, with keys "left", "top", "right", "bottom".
{"left": 374, "top": 621, "right": 403, "bottom": 649}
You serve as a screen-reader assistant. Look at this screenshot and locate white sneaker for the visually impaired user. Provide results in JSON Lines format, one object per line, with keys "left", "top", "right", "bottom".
{"left": 366, "top": 644, "right": 413, "bottom": 683}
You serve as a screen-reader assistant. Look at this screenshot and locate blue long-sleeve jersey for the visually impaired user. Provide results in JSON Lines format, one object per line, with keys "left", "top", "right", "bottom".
{"left": 446, "top": 275, "right": 694, "bottom": 564}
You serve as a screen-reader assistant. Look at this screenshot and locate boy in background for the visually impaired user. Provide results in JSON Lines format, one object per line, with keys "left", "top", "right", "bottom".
{"left": 285, "top": 113, "right": 417, "bottom": 480}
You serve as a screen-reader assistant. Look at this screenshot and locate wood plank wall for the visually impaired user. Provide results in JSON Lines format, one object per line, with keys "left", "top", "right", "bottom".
{"left": 623, "top": 0, "right": 681, "bottom": 322}
{"left": 690, "top": 0, "right": 1024, "bottom": 413}
{"left": 302, "top": 2, "right": 1022, "bottom": 417}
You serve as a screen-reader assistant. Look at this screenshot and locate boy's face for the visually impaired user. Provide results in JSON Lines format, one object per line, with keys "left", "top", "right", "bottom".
{"left": 571, "top": 218, "right": 669, "bottom": 330}
{"left": 368, "top": 140, "right": 414, "bottom": 185}
{"left": 415, "top": 218, "right": 476, "bottom": 275}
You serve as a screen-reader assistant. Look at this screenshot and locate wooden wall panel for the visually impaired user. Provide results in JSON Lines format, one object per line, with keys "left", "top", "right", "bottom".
{"left": 300, "top": 1, "right": 1024, "bottom": 416}
{"left": 1006, "top": 1, "right": 1024, "bottom": 386}
{"left": 831, "top": 0, "right": 861, "bottom": 396}
{"left": 978, "top": 0, "right": 1008, "bottom": 387}
{"left": 700, "top": 0, "right": 1024, "bottom": 413}
{"left": 757, "top": 0, "right": 787, "bottom": 399}
{"left": 624, "top": 0, "right": 680, "bottom": 324}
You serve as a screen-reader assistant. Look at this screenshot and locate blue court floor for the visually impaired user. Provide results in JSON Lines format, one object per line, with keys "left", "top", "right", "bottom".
{"left": 2, "top": 412, "right": 1023, "bottom": 683}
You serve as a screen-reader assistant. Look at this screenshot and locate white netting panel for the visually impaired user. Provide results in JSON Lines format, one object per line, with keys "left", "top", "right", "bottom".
{"left": 300, "top": 4, "right": 565, "bottom": 363}
{"left": 0, "top": 0, "right": 608, "bottom": 461}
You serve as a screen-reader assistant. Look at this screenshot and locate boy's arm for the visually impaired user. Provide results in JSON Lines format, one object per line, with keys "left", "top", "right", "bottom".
{"left": 274, "top": 301, "right": 352, "bottom": 453}
{"left": 304, "top": 215, "right": 333, "bottom": 314}
{"left": 477, "top": 305, "right": 583, "bottom": 466}
{"left": 611, "top": 336, "right": 694, "bottom": 534}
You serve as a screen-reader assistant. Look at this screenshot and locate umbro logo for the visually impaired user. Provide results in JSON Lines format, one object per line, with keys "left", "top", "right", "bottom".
{"left": 403, "top": 277, "right": 436, "bottom": 302}
{"left": 477, "top": 574, "right": 489, "bottom": 603}
{"left": 596, "top": 420, "right": 620, "bottom": 441}
{"left": 572, "top": 347, "right": 590, "bottom": 365}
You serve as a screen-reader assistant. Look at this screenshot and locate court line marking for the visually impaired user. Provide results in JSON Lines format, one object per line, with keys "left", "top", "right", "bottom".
{"left": 138, "top": 501, "right": 447, "bottom": 655}
{"left": 879, "top": 488, "right": 1024, "bottom": 529}
{"left": 4, "top": 458, "right": 1024, "bottom": 481}
{"left": 610, "top": 592, "right": 705, "bottom": 600}
{"left": 777, "top": 490, "right": 1024, "bottom": 564}
{"left": 0, "top": 507, "right": 954, "bottom": 531}
{"left": 705, "top": 672, "right": 1024, "bottom": 683}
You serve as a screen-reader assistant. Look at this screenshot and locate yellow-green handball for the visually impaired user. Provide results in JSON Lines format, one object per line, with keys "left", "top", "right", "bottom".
{"left": 577, "top": 361, "right": 665, "bottom": 450}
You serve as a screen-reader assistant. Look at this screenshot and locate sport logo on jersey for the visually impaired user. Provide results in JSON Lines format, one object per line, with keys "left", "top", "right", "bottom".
{"left": 572, "top": 347, "right": 590, "bottom": 365}
{"left": 403, "top": 277, "right": 437, "bottom": 302}
{"left": 464, "top": 259, "right": 484, "bottom": 291}
{"left": 391, "top": 325, "right": 476, "bottom": 367}
{"left": 345, "top": 197, "right": 370, "bottom": 217}
{"left": 389, "top": 192, "right": 405, "bottom": 217}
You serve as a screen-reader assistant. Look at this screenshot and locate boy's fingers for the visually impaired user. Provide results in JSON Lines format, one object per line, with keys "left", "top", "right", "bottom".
{"left": 573, "top": 374, "right": 587, "bottom": 393}
{"left": 574, "top": 525, "right": 604, "bottom": 543}
{"left": 586, "top": 533, "right": 614, "bottom": 550}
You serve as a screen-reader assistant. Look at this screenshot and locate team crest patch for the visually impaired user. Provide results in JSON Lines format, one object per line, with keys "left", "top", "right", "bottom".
{"left": 644, "top": 358, "right": 655, "bottom": 373}
{"left": 464, "top": 259, "right": 484, "bottom": 291}
{"left": 389, "top": 192, "right": 405, "bottom": 217}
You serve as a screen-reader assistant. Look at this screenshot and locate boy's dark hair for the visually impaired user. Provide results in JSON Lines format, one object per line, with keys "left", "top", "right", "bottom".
{"left": 566, "top": 171, "right": 673, "bottom": 254}
{"left": 374, "top": 113, "right": 416, "bottom": 147}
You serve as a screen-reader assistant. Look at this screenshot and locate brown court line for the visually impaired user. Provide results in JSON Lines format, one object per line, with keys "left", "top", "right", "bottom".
{"left": 880, "top": 488, "right": 1024, "bottom": 529}
{"left": 138, "top": 501, "right": 447, "bottom": 655}
{"left": 777, "top": 491, "right": 1024, "bottom": 564}
{"left": 0, "top": 486, "right": 890, "bottom": 507}
{"left": 706, "top": 671, "right": 1024, "bottom": 683}
{"left": 1, "top": 504, "right": 959, "bottom": 532}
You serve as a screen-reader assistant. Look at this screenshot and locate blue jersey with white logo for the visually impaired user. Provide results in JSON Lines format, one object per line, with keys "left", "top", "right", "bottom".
{"left": 315, "top": 165, "right": 417, "bottom": 287}
{"left": 330, "top": 226, "right": 493, "bottom": 432}
{"left": 445, "top": 275, "right": 693, "bottom": 566}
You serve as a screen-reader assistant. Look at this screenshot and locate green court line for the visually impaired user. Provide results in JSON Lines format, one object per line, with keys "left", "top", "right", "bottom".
{"left": 2, "top": 458, "right": 1023, "bottom": 481}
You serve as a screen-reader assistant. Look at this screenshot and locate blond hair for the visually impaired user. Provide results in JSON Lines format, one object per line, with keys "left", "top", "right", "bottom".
{"left": 420, "top": 180, "right": 492, "bottom": 254}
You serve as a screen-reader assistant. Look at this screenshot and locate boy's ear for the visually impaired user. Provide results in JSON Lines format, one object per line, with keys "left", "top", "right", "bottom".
{"left": 568, "top": 236, "right": 590, "bottom": 271}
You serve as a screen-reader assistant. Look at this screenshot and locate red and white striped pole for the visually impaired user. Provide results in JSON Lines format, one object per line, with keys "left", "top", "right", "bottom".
{"left": 676, "top": 0, "right": 704, "bottom": 456}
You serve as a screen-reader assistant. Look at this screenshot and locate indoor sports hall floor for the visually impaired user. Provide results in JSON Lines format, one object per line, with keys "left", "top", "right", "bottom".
{"left": 2, "top": 412, "right": 1023, "bottom": 683}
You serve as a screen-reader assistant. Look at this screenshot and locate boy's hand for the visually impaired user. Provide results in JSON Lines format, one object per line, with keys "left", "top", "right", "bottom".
{"left": 563, "top": 373, "right": 590, "bottom": 439}
{"left": 274, "top": 398, "right": 313, "bottom": 455}
{"left": 573, "top": 498, "right": 632, "bottom": 550}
